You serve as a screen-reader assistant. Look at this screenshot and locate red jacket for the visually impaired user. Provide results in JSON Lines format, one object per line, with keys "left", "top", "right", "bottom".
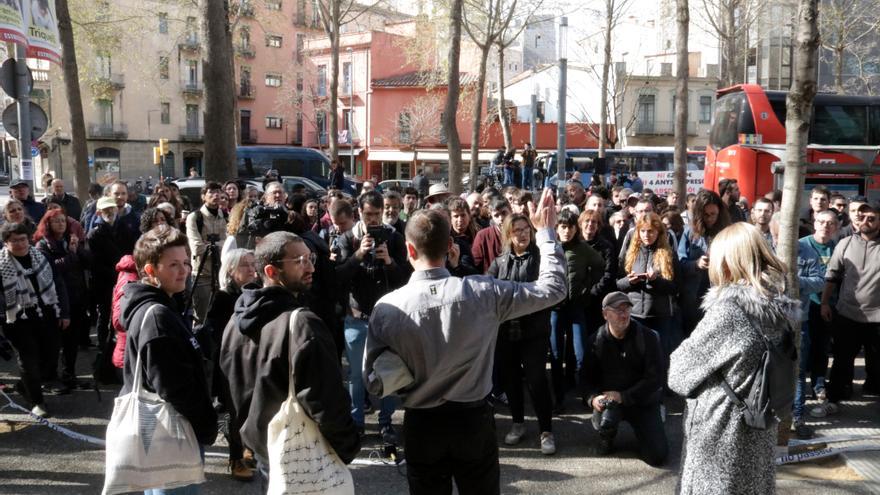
{"left": 471, "top": 225, "right": 503, "bottom": 274}
{"left": 111, "top": 255, "right": 139, "bottom": 368}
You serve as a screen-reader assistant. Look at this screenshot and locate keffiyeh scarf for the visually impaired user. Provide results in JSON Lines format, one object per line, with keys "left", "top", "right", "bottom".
{"left": 0, "top": 247, "right": 59, "bottom": 324}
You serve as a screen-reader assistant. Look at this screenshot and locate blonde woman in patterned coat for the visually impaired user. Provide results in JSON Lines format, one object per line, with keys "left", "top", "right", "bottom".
{"left": 669, "top": 222, "right": 800, "bottom": 495}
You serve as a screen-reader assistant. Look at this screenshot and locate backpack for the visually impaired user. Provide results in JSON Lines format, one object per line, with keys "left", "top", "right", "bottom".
{"left": 718, "top": 322, "right": 797, "bottom": 430}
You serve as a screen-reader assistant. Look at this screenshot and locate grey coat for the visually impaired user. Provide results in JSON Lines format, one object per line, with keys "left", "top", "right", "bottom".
{"left": 669, "top": 278, "right": 800, "bottom": 495}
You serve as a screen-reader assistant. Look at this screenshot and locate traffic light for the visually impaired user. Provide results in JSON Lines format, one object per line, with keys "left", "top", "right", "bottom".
{"left": 158, "top": 138, "right": 169, "bottom": 157}
{"left": 153, "top": 147, "right": 161, "bottom": 165}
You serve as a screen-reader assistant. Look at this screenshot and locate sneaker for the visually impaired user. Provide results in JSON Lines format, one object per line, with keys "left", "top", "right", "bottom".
{"left": 380, "top": 425, "right": 398, "bottom": 445}
{"left": 792, "top": 419, "right": 814, "bottom": 440}
{"left": 595, "top": 435, "right": 613, "bottom": 456}
{"left": 540, "top": 432, "right": 556, "bottom": 455}
{"left": 42, "top": 383, "right": 71, "bottom": 395}
{"left": 491, "top": 392, "right": 509, "bottom": 406}
{"left": 229, "top": 459, "right": 254, "bottom": 482}
{"left": 31, "top": 404, "right": 50, "bottom": 418}
{"left": 504, "top": 423, "right": 526, "bottom": 445}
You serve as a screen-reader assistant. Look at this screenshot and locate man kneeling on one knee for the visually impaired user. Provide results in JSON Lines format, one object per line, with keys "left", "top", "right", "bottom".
{"left": 580, "top": 291, "right": 669, "bottom": 466}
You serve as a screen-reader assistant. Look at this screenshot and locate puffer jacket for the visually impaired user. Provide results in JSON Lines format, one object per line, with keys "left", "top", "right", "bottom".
{"left": 488, "top": 244, "right": 550, "bottom": 340}
{"left": 111, "top": 255, "right": 139, "bottom": 368}
{"left": 617, "top": 244, "right": 679, "bottom": 318}
{"left": 669, "top": 277, "right": 800, "bottom": 495}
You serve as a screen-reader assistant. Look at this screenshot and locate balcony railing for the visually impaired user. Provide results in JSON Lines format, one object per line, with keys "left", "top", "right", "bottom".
{"left": 634, "top": 120, "right": 697, "bottom": 136}
{"left": 238, "top": 84, "right": 256, "bottom": 99}
{"left": 88, "top": 123, "right": 128, "bottom": 139}
{"left": 178, "top": 36, "right": 201, "bottom": 51}
{"left": 241, "top": 128, "right": 258, "bottom": 144}
{"left": 235, "top": 44, "right": 255, "bottom": 58}
{"left": 181, "top": 79, "right": 204, "bottom": 96}
{"left": 97, "top": 73, "right": 125, "bottom": 89}
{"left": 179, "top": 125, "right": 203, "bottom": 141}
{"left": 308, "top": 131, "right": 328, "bottom": 146}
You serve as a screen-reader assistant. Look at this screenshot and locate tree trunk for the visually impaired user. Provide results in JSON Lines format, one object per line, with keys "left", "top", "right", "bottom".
{"left": 673, "top": 0, "right": 689, "bottom": 209}
{"left": 777, "top": 0, "right": 819, "bottom": 446}
{"left": 468, "top": 46, "right": 490, "bottom": 192}
{"left": 444, "top": 0, "right": 464, "bottom": 195}
{"left": 834, "top": 47, "right": 844, "bottom": 93}
{"left": 55, "top": 0, "right": 89, "bottom": 203}
{"left": 328, "top": 2, "right": 340, "bottom": 163}
{"left": 724, "top": 2, "right": 737, "bottom": 86}
{"left": 201, "top": 0, "right": 236, "bottom": 180}
{"left": 599, "top": 0, "right": 613, "bottom": 159}
{"left": 495, "top": 43, "right": 512, "bottom": 152}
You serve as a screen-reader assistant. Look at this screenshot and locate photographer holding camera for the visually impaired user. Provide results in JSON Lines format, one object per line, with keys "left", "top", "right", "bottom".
{"left": 335, "top": 190, "right": 410, "bottom": 441}
{"left": 186, "top": 182, "right": 228, "bottom": 325}
{"left": 580, "top": 291, "right": 668, "bottom": 466}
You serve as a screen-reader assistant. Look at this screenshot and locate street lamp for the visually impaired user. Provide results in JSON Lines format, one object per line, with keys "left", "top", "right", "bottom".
{"left": 556, "top": 17, "right": 568, "bottom": 185}
{"left": 347, "top": 47, "right": 354, "bottom": 176}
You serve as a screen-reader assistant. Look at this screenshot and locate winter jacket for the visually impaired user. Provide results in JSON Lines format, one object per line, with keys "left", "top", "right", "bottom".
{"left": 111, "top": 255, "right": 139, "bottom": 368}
{"left": 559, "top": 238, "right": 604, "bottom": 306}
{"left": 335, "top": 223, "right": 410, "bottom": 316}
{"left": 449, "top": 232, "right": 479, "bottom": 277}
{"left": 21, "top": 196, "right": 46, "bottom": 224}
{"left": 42, "top": 193, "right": 82, "bottom": 222}
{"left": 586, "top": 236, "right": 618, "bottom": 298}
{"left": 825, "top": 233, "right": 880, "bottom": 323}
{"left": 472, "top": 225, "right": 503, "bottom": 274}
{"left": 580, "top": 319, "right": 664, "bottom": 406}
{"left": 669, "top": 279, "right": 800, "bottom": 495}
{"left": 795, "top": 238, "right": 827, "bottom": 322}
{"left": 488, "top": 245, "right": 551, "bottom": 341}
{"left": 35, "top": 237, "right": 87, "bottom": 308}
{"left": 86, "top": 219, "right": 128, "bottom": 295}
{"left": 219, "top": 285, "right": 360, "bottom": 463}
{"left": 677, "top": 227, "right": 713, "bottom": 328}
{"left": 120, "top": 282, "right": 217, "bottom": 446}
{"left": 617, "top": 245, "right": 679, "bottom": 318}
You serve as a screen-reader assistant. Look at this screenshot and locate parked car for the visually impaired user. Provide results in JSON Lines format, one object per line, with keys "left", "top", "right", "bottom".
{"left": 235, "top": 145, "right": 362, "bottom": 197}
{"left": 282, "top": 176, "right": 331, "bottom": 199}
{"left": 377, "top": 179, "right": 412, "bottom": 192}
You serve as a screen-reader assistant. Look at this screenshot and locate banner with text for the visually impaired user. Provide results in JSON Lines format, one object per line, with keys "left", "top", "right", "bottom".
{"left": 0, "top": 0, "right": 60, "bottom": 64}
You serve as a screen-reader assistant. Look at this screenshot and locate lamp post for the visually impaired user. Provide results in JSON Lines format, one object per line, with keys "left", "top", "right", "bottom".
{"left": 347, "top": 47, "right": 354, "bottom": 176}
{"left": 556, "top": 17, "right": 568, "bottom": 185}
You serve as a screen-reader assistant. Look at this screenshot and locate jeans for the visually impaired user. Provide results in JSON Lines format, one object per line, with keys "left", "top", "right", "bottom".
{"left": 344, "top": 316, "right": 395, "bottom": 427}
{"left": 549, "top": 303, "right": 586, "bottom": 405}
{"left": 793, "top": 321, "right": 811, "bottom": 420}
{"left": 496, "top": 333, "right": 553, "bottom": 432}
{"left": 828, "top": 314, "right": 880, "bottom": 402}
{"left": 592, "top": 402, "right": 668, "bottom": 466}
{"left": 404, "top": 403, "right": 499, "bottom": 495}
{"left": 503, "top": 167, "right": 514, "bottom": 187}
{"left": 521, "top": 167, "right": 533, "bottom": 190}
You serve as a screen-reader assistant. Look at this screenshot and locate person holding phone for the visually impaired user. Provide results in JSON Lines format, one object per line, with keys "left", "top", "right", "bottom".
{"left": 617, "top": 213, "right": 680, "bottom": 361}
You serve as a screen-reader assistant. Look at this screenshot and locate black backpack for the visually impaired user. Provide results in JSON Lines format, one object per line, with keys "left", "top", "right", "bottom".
{"left": 719, "top": 322, "right": 797, "bottom": 430}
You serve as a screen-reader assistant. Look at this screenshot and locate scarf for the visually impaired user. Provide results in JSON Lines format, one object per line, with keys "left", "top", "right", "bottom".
{"left": 0, "top": 247, "right": 59, "bottom": 323}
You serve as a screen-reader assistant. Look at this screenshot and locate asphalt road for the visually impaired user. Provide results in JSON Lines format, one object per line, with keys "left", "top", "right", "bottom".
{"left": 0, "top": 346, "right": 875, "bottom": 495}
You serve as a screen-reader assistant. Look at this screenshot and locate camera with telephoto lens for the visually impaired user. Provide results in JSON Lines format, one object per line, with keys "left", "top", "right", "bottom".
{"left": 597, "top": 398, "right": 622, "bottom": 432}
{"left": 247, "top": 204, "right": 288, "bottom": 237}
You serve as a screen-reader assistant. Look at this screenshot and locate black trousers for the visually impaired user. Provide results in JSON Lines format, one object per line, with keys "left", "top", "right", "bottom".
{"left": 59, "top": 304, "right": 89, "bottom": 382}
{"left": 807, "top": 302, "right": 833, "bottom": 391}
{"left": 3, "top": 315, "right": 60, "bottom": 406}
{"left": 404, "top": 403, "right": 499, "bottom": 495}
{"left": 828, "top": 314, "right": 880, "bottom": 402}
{"left": 496, "top": 335, "right": 553, "bottom": 432}
{"left": 594, "top": 402, "right": 669, "bottom": 466}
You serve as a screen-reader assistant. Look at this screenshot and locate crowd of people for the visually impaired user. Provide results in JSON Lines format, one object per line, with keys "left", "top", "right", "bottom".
{"left": 0, "top": 165, "right": 877, "bottom": 494}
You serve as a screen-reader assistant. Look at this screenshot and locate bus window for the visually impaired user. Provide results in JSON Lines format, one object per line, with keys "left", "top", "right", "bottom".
{"left": 811, "top": 105, "right": 868, "bottom": 145}
{"left": 274, "top": 158, "right": 306, "bottom": 177}
{"left": 768, "top": 96, "right": 786, "bottom": 126}
{"left": 709, "top": 92, "right": 754, "bottom": 151}
{"left": 871, "top": 107, "right": 880, "bottom": 144}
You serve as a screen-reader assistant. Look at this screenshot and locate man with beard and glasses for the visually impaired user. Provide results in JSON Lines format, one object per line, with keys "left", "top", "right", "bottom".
{"left": 220, "top": 231, "right": 360, "bottom": 487}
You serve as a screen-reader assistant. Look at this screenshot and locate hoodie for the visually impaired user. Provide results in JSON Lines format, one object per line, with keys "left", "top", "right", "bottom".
{"left": 120, "top": 282, "right": 217, "bottom": 446}
{"left": 219, "top": 285, "right": 360, "bottom": 463}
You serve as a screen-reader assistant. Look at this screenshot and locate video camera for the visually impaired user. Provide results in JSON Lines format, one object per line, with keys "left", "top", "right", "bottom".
{"left": 246, "top": 204, "right": 289, "bottom": 237}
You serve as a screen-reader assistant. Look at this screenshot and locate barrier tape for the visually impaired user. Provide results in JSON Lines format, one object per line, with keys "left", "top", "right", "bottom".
{"left": 776, "top": 444, "right": 880, "bottom": 465}
{"left": 0, "top": 388, "right": 106, "bottom": 446}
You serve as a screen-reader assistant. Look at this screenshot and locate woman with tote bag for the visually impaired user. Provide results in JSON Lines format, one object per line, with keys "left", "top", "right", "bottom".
{"left": 104, "top": 225, "right": 217, "bottom": 495}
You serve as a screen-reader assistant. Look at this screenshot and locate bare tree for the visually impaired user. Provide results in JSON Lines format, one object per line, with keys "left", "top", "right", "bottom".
{"left": 672, "top": 0, "right": 688, "bottom": 209}
{"left": 597, "top": 0, "right": 633, "bottom": 159}
{"left": 55, "top": 0, "right": 90, "bottom": 203}
{"left": 444, "top": 0, "right": 465, "bottom": 195}
{"left": 392, "top": 94, "right": 445, "bottom": 163}
{"left": 694, "top": 0, "right": 762, "bottom": 86}
{"left": 818, "top": 0, "right": 880, "bottom": 94}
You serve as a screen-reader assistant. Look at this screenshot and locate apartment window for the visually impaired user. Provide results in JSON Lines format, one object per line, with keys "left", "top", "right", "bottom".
{"left": 342, "top": 109, "right": 351, "bottom": 131}
{"left": 295, "top": 112, "right": 303, "bottom": 144}
{"left": 160, "top": 102, "right": 170, "bottom": 124}
{"left": 311, "top": 0, "right": 320, "bottom": 26}
{"left": 296, "top": 34, "right": 305, "bottom": 64}
{"left": 158, "top": 56, "right": 169, "bottom": 79}
{"left": 240, "top": 27, "right": 251, "bottom": 48}
{"left": 185, "top": 16, "right": 198, "bottom": 42}
{"left": 317, "top": 65, "right": 327, "bottom": 96}
{"left": 316, "top": 110, "right": 327, "bottom": 142}
{"left": 699, "top": 96, "right": 713, "bottom": 123}
{"left": 342, "top": 62, "right": 351, "bottom": 94}
{"left": 398, "top": 112, "right": 411, "bottom": 143}
{"left": 296, "top": 72, "right": 303, "bottom": 93}
{"left": 637, "top": 94, "right": 655, "bottom": 132}
{"left": 266, "top": 116, "right": 283, "bottom": 129}
{"left": 98, "top": 99, "right": 114, "bottom": 126}
{"left": 158, "top": 12, "right": 168, "bottom": 34}
{"left": 267, "top": 0, "right": 282, "bottom": 10}
{"left": 296, "top": 0, "right": 306, "bottom": 24}
{"left": 265, "top": 73, "right": 282, "bottom": 87}
{"left": 266, "top": 35, "right": 282, "bottom": 48}
{"left": 96, "top": 52, "right": 112, "bottom": 78}
{"left": 186, "top": 59, "right": 198, "bottom": 84}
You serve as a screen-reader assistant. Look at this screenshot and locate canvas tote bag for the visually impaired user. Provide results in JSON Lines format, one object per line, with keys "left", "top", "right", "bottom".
{"left": 267, "top": 308, "right": 355, "bottom": 495}
{"left": 102, "top": 305, "right": 205, "bottom": 494}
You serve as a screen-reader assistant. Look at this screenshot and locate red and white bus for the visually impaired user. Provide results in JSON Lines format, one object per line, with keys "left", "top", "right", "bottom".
{"left": 704, "top": 84, "right": 880, "bottom": 203}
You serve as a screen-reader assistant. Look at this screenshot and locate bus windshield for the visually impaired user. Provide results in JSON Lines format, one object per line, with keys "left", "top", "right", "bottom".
{"left": 709, "top": 92, "right": 754, "bottom": 151}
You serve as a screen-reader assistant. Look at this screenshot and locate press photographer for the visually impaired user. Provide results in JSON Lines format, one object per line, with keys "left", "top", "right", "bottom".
{"left": 580, "top": 291, "right": 668, "bottom": 466}
{"left": 186, "top": 182, "right": 228, "bottom": 325}
{"left": 335, "top": 190, "right": 410, "bottom": 441}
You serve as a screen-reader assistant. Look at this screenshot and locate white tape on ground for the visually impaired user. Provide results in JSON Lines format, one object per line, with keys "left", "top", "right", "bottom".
{"left": 776, "top": 444, "right": 880, "bottom": 465}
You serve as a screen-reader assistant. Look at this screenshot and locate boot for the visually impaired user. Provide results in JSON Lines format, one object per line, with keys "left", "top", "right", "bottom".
{"left": 229, "top": 459, "right": 254, "bottom": 482}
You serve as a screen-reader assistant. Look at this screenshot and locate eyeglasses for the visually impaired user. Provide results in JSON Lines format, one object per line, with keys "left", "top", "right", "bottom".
{"left": 274, "top": 253, "right": 317, "bottom": 267}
